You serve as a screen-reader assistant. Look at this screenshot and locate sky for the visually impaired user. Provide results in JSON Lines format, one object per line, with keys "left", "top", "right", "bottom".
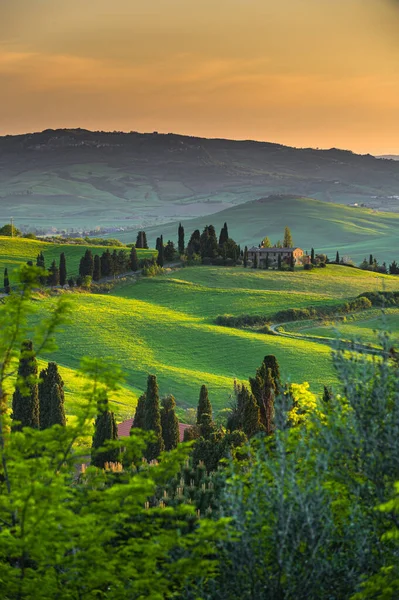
{"left": 0, "top": 0, "right": 398, "bottom": 154}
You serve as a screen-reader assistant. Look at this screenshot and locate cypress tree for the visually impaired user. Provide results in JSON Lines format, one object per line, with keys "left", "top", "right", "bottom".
{"left": 197, "top": 385, "right": 212, "bottom": 425}
{"left": 47, "top": 260, "right": 60, "bottom": 286}
{"left": 219, "top": 222, "right": 229, "bottom": 247}
{"left": 36, "top": 252, "right": 46, "bottom": 285}
{"left": 144, "top": 375, "right": 164, "bottom": 461}
{"left": 161, "top": 395, "right": 180, "bottom": 451}
{"left": 50, "top": 383, "right": 66, "bottom": 427}
{"left": 336, "top": 251, "right": 340, "bottom": 264}
{"left": 4, "top": 268, "right": 10, "bottom": 294}
{"left": 39, "top": 362, "right": 65, "bottom": 429}
{"left": 249, "top": 355, "right": 280, "bottom": 433}
{"left": 142, "top": 231, "right": 148, "bottom": 249}
{"left": 136, "top": 231, "right": 148, "bottom": 249}
{"left": 93, "top": 255, "right": 101, "bottom": 281}
{"left": 79, "top": 249, "right": 94, "bottom": 278}
{"left": 91, "top": 393, "right": 119, "bottom": 468}
{"left": 100, "top": 250, "right": 112, "bottom": 277}
{"left": 253, "top": 253, "right": 258, "bottom": 269}
{"left": 164, "top": 240, "right": 175, "bottom": 262}
{"left": 132, "top": 394, "right": 146, "bottom": 429}
{"left": 187, "top": 229, "right": 201, "bottom": 256}
{"left": 59, "top": 252, "right": 67, "bottom": 286}
{"left": 243, "top": 246, "right": 248, "bottom": 268}
{"left": 11, "top": 340, "right": 40, "bottom": 431}
{"left": 311, "top": 248, "right": 315, "bottom": 265}
{"left": 157, "top": 235, "right": 164, "bottom": 267}
{"left": 178, "top": 223, "right": 185, "bottom": 255}
{"left": 242, "top": 386, "right": 263, "bottom": 438}
{"left": 129, "top": 246, "right": 139, "bottom": 271}
{"left": 283, "top": 226, "right": 293, "bottom": 248}
{"left": 156, "top": 237, "right": 162, "bottom": 253}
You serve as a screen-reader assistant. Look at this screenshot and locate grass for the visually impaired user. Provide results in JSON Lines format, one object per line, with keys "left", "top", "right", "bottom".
{"left": 0, "top": 236, "right": 155, "bottom": 282}
{"left": 284, "top": 308, "right": 399, "bottom": 348}
{"left": 29, "top": 264, "right": 399, "bottom": 416}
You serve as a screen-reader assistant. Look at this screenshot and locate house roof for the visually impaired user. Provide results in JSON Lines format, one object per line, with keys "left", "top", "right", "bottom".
{"left": 249, "top": 246, "right": 302, "bottom": 253}
{"left": 117, "top": 418, "right": 190, "bottom": 443}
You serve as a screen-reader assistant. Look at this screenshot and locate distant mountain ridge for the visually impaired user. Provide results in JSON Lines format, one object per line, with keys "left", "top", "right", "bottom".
{"left": 0, "top": 128, "right": 398, "bottom": 231}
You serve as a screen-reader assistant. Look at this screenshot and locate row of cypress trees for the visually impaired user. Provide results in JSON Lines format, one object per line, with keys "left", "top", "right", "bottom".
{"left": 11, "top": 341, "right": 66, "bottom": 431}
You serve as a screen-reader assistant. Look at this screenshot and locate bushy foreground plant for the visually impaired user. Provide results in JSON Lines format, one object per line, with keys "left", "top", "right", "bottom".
{"left": 0, "top": 266, "right": 227, "bottom": 599}
{"left": 194, "top": 337, "right": 399, "bottom": 599}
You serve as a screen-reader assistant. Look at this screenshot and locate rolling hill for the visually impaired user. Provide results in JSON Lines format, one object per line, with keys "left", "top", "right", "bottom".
{"left": 29, "top": 264, "right": 399, "bottom": 421}
{"left": 116, "top": 196, "right": 399, "bottom": 263}
{"left": 1, "top": 129, "right": 399, "bottom": 234}
{"left": 0, "top": 236, "right": 155, "bottom": 283}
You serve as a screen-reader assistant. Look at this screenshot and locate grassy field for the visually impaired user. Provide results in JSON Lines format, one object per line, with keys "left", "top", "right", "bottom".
{"left": 283, "top": 308, "right": 399, "bottom": 348}
{"left": 0, "top": 236, "right": 155, "bottom": 282}
{"left": 124, "top": 196, "right": 399, "bottom": 263}
{"left": 27, "top": 264, "right": 399, "bottom": 420}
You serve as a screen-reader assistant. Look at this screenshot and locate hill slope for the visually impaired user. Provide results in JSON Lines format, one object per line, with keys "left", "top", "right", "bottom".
{"left": 1, "top": 129, "right": 399, "bottom": 232}
{"left": 33, "top": 265, "right": 399, "bottom": 415}
{"left": 0, "top": 236, "right": 154, "bottom": 282}
{"left": 128, "top": 196, "right": 399, "bottom": 263}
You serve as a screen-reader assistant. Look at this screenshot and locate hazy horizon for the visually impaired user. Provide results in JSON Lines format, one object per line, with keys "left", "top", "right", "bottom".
{"left": 1, "top": 0, "right": 398, "bottom": 154}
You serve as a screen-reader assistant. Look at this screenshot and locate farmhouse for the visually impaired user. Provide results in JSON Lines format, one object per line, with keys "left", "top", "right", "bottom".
{"left": 247, "top": 246, "right": 305, "bottom": 268}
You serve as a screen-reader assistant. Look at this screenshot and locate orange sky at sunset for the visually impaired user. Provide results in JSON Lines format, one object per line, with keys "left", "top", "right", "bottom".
{"left": 1, "top": 0, "right": 398, "bottom": 153}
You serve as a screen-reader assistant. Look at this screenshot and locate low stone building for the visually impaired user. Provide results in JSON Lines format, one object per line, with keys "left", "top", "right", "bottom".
{"left": 247, "top": 246, "right": 305, "bottom": 268}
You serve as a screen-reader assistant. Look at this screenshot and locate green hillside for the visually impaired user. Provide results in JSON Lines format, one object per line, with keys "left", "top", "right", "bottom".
{"left": 32, "top": 265, "right": 399, "bottom": 419}
{"left": 124, "top": 196, "right": 399, "bottom": 263}
{"left": 0, "top": 236, "right": 155, "bottom": 282}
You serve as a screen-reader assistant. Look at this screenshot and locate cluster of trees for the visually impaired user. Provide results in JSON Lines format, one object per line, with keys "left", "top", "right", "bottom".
{"left": 79, "top": 246, "right": 140, "bottom": 283}
{"left": 259, "top": 226, "right": 294, "bottom": 249}
{"left": 11, "top": 341, "right": 65, "bottom": 431}
{"left": 183, "top": 222, "right": 240, "bottom": 265}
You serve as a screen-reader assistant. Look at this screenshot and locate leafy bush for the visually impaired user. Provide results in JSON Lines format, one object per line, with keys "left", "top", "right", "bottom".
{"left": 304, "top": 263, "right": 314, "bottom": 270}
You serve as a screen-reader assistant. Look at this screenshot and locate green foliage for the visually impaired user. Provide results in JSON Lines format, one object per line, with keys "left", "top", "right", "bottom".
{"left": 11, "top": 340, "right": 40, "bottom": 431}
{"left": 47, "top": 260, "right": 60, "bottom": 286}
{"left": 178, "top": 222, "right": 185, "bottom": 255}
{"left": 91, "top": 392, "right": 119, "bottom": 468}
{"left": 197, "top": 384, "right": 212, "bottom": 424}
{"left": 79, "top": 248, "right": 94, "bottom": 278}
{"left": 59, "top": 252, "right": 67, "bottom": 286}
{"left": 39, "top": 362, "right": 66, "bottom": 429}
{"left": 144, "top": 374, "right": 165, "bottom": 461}
{"left": 283, "top": 226, "right": 293, "bottom": 248}
{"left": 136, "top": 230, "right": 148, "bottom": 249}
{"left": 0, "top": 223, "right": 21, "bottom": 236}
{"left": 161, "top": 394, "right": 180, "bottom": 451}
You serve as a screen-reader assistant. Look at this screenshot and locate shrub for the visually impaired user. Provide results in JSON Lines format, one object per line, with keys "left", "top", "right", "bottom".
{"left": 202, "top": 257, "right": 212, "bottom": 266}
{"left": 304, "top": 263, "right": 314, "bottom": 271}
{"left": 212, "top": 256, "right": 224, "bottom": 266}
{"left": 225, "top": 258, "right": 236, "bottom": 267}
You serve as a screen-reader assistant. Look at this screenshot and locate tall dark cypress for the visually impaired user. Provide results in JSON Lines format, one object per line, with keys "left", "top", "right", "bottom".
{"left": 11, "top": 340, "right": 40, "bottom": 431}
{"left": 196, "top": 385, "right": 212, "bottom": 425}
{"left": 144, "top": 375, "right": 164, "bottom": 461}
{"left": 178, "top": 223, "right": 185, "bottom": 255}
{"left": 91, "top": 392, "right": 119, "bottom": 468}
{"left": 100, "top": 250, "right": 112, "bottom": 277}
{"left": 36, "top": 252, "right": 46, "bottom": 285}
{"left": 47, "top": 260, "right": 60, "bottom": 286}
{"left": 161, "top": 395, "right": 180, "bottom": 451}
{"left": 157, "top": 235, "right": 164, "bottom": 267}
{"left": 369, "top": 254, "right": 373, "bottom": 266}
{"left": 249, "top": 355, "right": 280, "bottom": 433}
{"left": 59, "top": 252, "right": 67, "bottom": 286}
{"left": 79, "top": 249, "right": 94, "bottom": 278}
{"left": 142, "top": 231, "right": 148, "bottom": 249}
{"left": 132, "top": 394, "right": 146, "bottom": 429}
{"left": 136, "top": 231, "right": 149, "bottom": 249}
{"left": 187, "top": 229, "right": 201, "bottom": 256}
{"left": 218, "top": 222, "right": 229, "bottom": 247}
{"left": 311, "top": 248, "right": 315, "bottom": 265}
{"left": 243, "top": 246, "right": 248, "bottom": 268}
{"left": 129, "top": 246, "right": 139, "bottom": 271}
{"left": 336, "top": 251, "right": 340, "bottom": 264}
{"left": 93, "top": 255, "right": 101, "bottom": 281}
{"left": 39, "top": 362, "right": 65, "bottom": 429}
{"left": 4, "top": 268, "right": 10, "bottom": 294}
{"left": 241, "top": 386, "right": 263, "bottom": 438}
